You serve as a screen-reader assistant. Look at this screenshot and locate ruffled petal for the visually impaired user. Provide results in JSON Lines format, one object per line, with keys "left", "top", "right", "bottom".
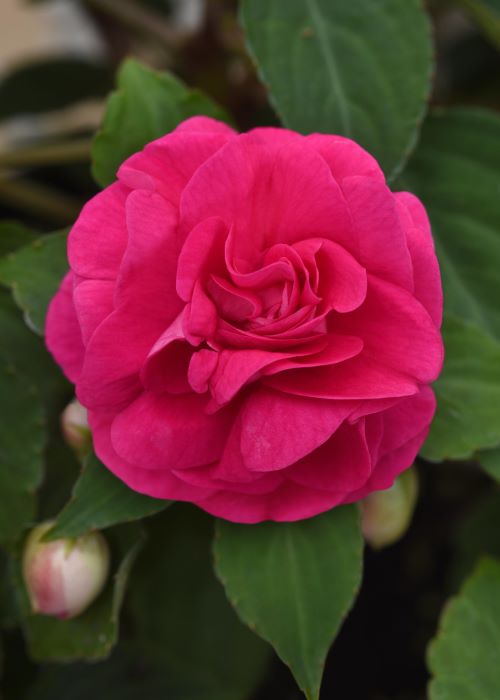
{"left": 110, "top": 391, "right": 233, "bottom": 470}
{"left": 68, "top": 182, "right": 128, "bottom": 280}
{"left": 176, "top": 217, "right": 228, "bottom": 301}
{"left": 345, "top": 429, "right": 427, "bottom": 504}
{"left": 237, "top": 388, "right": 356, "bottom": 472}
{"left": 260, "top": 334, "right": 363, "bottom": 376}
{"left": 45, "top": 271, "right": 84, "bottom": 383}
{"left": 344, "top": 388, "right": 435, "bottom": 500}
{"left": 334, "top": 275, "right": 444, "bottom": 384}
{"left": 76, "top": 309, "right": 143, "bottom": 409}
{"left": 376, "top": 385, "right": 436, "bottom": 459}
{"left": 294, "top": 238, "right": 367, "bottom": 313}
{"left": 141, "top": 312, "right": 192, "bottom": 394}
{"left": 287, "top": 420, "right": 372, "bottom": 493}
{"left": 395, "top": 192, "right": 443, "bottom": 327}
{"left": 73, "top": 279, "right": 114, "bottom": 346}
{"left": 207, "top": 340, "right": 328, "bottom": 406}
{"left": 77, "top": 192, "right": 182, "bottom": 409}
{"left": 89, "top": 409, "right": 213, "bottom": 500}
{"left": 117, "top": 127, "right": 234, "bottom": 205}
{"left": 180, "top": 134, "right": 354, "bottom": 260}
{"left": 173, "top": 460, "right": 283, "bottom": 495}
{"left": 265, "top": 353, "right": 418, "bottom": 401}
{"left": 115, "top": 190, "right": 181, "bottom": 312}
{"left": 195, "top": 480, "right": 345, "bottom": 523}
{"left": 341, "top": 176, "right": 413, "bottom": 291}
{"left": 306, "top": 133, "right": 385, "bottom": 184}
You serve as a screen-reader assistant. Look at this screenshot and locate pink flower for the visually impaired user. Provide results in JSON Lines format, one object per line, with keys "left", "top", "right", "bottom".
{"left": 46, "top": 117, "right": 443, "bottom": 523}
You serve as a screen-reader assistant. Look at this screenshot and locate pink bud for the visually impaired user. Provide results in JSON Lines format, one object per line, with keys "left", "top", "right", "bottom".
{"left": 22, "top": 522, "right": 110, "bottom": 620}
{"left": 61, "top": 399, "right": 91, "bottom": 454}
{"left": 360, "top": 468, "right": 419, "bottom": 549}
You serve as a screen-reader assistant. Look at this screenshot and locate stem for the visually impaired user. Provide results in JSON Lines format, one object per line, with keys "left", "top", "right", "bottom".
{"left": 0, "top": 138, "right": 92, "bottom": 169}
{"left": 83, "top": 0, "right": 182, "bottom": 47}
{"left": 0, "top": 177, "right": 82, "bottom": 224}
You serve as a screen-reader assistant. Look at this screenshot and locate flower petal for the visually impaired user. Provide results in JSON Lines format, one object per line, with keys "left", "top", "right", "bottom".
{"left": 208, "top": 339, "right": 328, "bottom": 406}
{"left": 45, "top": 272, "right": 84, "bottom": 383}
{"left": 110, "top": 392, "right": 233, "bottom": 470}
{"left": 334, "top": 275, "right": 444, "bottom": 384}
{"left": 68, "top": 182, "right": 128, "bottom": 280}
{"left": 287, "top": 420, "right": 372, "bottom": 493}
{"left": 89, "top": 409, "right": 212, "bottom": 500}
{"left": 118, "top": 127, "right": 234, "bottom": 205}
{"left": 115, "top": 190, "right": 181, "bottom": 312}
{"left": 377, "top": 385, "right": 436, "bottom": 458}
{"left": 180, "top": 134, "right": 353, "bottom": 259}
{"left": 265, "top": 353, "right": 419, "bottom": 400}
{"left": 141, "top": 312, "right": 192, "bottom": 394}
{"left": 194, "top": 480, "right": 345, "bottom": 523}
{"left": 294, "top": 238, "right": 367, "bottom": 313}
{"left": 395, "top": 191, "right": 443, "bottom": 327}
{"left": 176, "top": 217, "right": 229, "bottom": 302}
{"left": 307, "top": 134, "right": 385, "bottom": 184}
{"left": 261, "top": 334, "right": 363, "bottom": 376}
{"left": 238, "top": 388, "right": 356, "bottom": 472}
{"left": 345, "top": 387, "right": 435, "bottom": 500}
{"left": 341, "top": 176, "right": 413, "bottom": 290}
{"left": 77, "top": 193, "right": 182, "bottom": 409}
{"left": 73, "top": 279, "right": 114, "bottom": 346}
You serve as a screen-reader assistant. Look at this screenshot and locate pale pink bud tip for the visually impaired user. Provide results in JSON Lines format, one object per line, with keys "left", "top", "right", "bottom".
{"left": 360, "top": 468, "right": 419, "bottom": 550}
{"left": 61, "top": 399, "right": 91, "bottom": 454}
{"left": 22, "top": 522, "right": 110, "bottom": 620}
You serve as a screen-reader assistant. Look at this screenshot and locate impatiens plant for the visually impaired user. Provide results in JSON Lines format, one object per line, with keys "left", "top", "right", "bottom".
{"left": 1, "top": 1, "right": 500, "bottom": 698}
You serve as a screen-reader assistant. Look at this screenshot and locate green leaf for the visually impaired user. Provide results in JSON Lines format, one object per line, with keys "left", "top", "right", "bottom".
{"left": 478, "top": 447, "right": 500, "bottom": 482}
{"left": 46, "top": 452, "right": 169, "bottom": 541}
{"left": 0, "top": 221, "right": 37, "bottom": 257}
{"left": 214, "top": 505, "right": 363, "bottom": 700}
{"left": 422, "top": 316, "right": 500, "bottom": 462}
{"left": 129, "top": 505, "right": 270, "bottom": 700}
{"left": 0, "top": 231, "right": 68, "bottom": 335}
{"left": 0, "top": 282, "right": 71, "bottom": 546}
{"left": 240, "top": 0, "right": 432, "bottom": 180}
{"left": 0, "top": 286, "right": 70, "bottom": 440}
{"left": 92, "top": 58, "right": 231, "bottom": 187}
{"left": 0, "top": 58, "right": 112, "bottom": 121}
{"left": 399, "top": 109, "right": 500, "bottom": 339}
{"left": 428, "top": 557, "right": 500, "bottom": 700}
{"left": 0, "top": 366, "right": 44, "bottom": 545}
{"left": 13, "top": 523, "right": 144, "bottom": 662}
{"left": 0, "top": 290, "right": 54, "bottom": 545}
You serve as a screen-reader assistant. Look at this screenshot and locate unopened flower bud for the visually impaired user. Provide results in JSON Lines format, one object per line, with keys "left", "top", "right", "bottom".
{"left": 22, "top": 522, "right": 110, "bottom": 620}
{"left": 361, "top": 468, "right": 419, "bottom": 549}
{"left": 61, "top": 399, "right": 91, "bottom": 454}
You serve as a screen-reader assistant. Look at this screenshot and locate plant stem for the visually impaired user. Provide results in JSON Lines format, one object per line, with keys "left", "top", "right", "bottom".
{"left": 82, "top": 0, "right": 182, "bottom": 47}
{"left": 0, "top": 177, "right": 82, "bottom": 225}
{"left": 0, "top": 138, "right": 92, "bottom": 170}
